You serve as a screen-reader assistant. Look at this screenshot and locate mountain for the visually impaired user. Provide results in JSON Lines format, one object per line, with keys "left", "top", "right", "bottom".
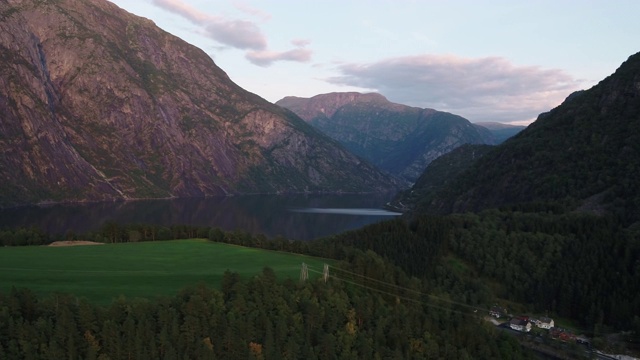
{"left": 0, "top": 0, "right": 399, "bottom": 206}
{"left": 276, "top": 92, "right": 496, "bottom": 182}
{"left": 412, "top": 52, "right": 640, "bottom": 226}
{"left": 473, "top": 122, "right": 526, "bottom": 143}
{"left": 387, "top": 144, "right": 495, "bottom": 212}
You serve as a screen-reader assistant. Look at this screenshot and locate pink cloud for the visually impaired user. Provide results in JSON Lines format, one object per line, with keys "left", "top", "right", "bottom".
{"left": 152, "top": 0, "right": 207, "bottom": 23}
{"left": 246, "top": 48, "right": 313, "bottom": 67}
{"left": 152, "top": 0, "right": 266, "bottom": 50}
{"left": 203, "top": 19, "right": 266, "bottom": 50}
{"left": 328, "top": 55, "right": 583, "bottom": 123}
{"left": 151, "top": 0, "right": 311, "bottom": 65}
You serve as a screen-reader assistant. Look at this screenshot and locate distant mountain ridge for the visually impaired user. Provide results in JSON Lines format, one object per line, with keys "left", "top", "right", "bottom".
{"left": 0, "top": 0, "right": 399, "bottom": 206}
{"left": 473, "top": 122, "right": 526, "bottom": 143}
{"left": 411, "top": 51, "right": 640, "bottom": 226}
{"left": 277, "top": 92, "right": 497, "bottom": 182}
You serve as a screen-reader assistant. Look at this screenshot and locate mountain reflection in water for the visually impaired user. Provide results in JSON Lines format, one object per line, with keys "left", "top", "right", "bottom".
{"left": 290, "top": 208, "right": 400, "bottom": 216}
{"left": 0, "top": 193, "right": 401, "bottom": 241}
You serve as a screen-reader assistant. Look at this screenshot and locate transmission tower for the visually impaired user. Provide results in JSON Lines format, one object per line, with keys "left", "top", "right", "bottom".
{"left": 323, "top": 263, "right": 330, "bottom": 283}
{"left": 299, "top": 262, "right": 308, "bottom": 282}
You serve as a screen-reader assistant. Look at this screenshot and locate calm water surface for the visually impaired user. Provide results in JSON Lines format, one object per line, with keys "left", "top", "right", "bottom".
{"left": 0, "top": 193, "right": 401, "bottom": 240}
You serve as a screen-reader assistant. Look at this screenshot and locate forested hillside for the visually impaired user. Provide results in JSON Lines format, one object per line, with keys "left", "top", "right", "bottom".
{"left": 414, "top": 52, "right": 640, "bottom": 227}
{"left": 387, "top": 53, "right": 640, "bottom": 341}
{"left": 321, "top": 213, "right": 640, "bottom": 333}
{"left": 448, "top": 211, "right": 640, "bottom": 331}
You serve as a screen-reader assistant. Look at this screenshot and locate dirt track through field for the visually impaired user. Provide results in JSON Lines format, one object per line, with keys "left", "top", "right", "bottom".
{"left": 48, "top": 241, "right": 105, "bottom": 247}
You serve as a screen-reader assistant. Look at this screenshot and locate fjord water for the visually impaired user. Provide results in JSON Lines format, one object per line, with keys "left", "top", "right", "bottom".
{"left": 0, "top": 193, "right": 401, "bottom": 241}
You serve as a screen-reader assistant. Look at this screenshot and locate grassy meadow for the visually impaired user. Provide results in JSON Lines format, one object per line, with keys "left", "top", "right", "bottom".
{"left": 0, "top": 239, "right": 331, "bottom": 304}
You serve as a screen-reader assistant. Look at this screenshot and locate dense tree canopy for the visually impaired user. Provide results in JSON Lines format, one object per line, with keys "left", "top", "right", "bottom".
{"left": 0, "top": 259, "right": 531, "bottom": 360}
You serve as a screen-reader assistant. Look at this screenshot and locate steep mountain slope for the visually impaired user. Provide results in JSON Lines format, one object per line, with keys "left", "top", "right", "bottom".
{"left": 0, "top": 0, "right": 399, "bottom": 206}
{"left": 277, "top": 92, "right": 496, "bottom": 182}
{"left": 415, "top": 52, "right": 640, "bottom": 225}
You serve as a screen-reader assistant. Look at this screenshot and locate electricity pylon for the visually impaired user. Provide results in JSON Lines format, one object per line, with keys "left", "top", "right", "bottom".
{"left": 300, "top": 262, "right": 308, "bottom": 282}
{"left": 323, "top": 263, "right": 329, "bottom": 283}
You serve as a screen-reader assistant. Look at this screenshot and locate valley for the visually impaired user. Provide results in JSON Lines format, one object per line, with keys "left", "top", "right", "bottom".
{"left": 0, "top": 0, "right": 638, "bottom": 359}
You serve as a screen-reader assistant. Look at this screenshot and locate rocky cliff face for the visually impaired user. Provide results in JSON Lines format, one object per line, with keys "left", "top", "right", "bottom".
{"left": 0, "top": 0, "right": 399, "bottom": 206}
{"left": 277, "top": 92, "right": 496, "bottom": 182}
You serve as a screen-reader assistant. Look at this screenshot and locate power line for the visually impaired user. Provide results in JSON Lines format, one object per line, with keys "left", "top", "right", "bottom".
{"left": 311, "top": 264, "right": 488, "bottom": 314}
{"left": 309, "top": 264, "right": 610, "bottom": 337}
{"left": 308, "top": 268, "right": 478, "bottom": 318}
{"left": 327, "top": 265, "right": 423, "bottom": 295}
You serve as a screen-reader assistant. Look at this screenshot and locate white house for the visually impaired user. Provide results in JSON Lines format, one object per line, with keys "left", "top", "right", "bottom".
{"left": 509, "top": 318, "right": 531, "bottom": 332}
{"left": 536, "top": 317, "right": 554, "bottom": 329}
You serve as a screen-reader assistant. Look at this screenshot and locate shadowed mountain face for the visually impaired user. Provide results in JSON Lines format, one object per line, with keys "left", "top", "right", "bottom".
{"left": 412, "top": 52, "right": 640, "bottom": 225}
{"left": 388, "top": 144, "right": 495, "bottom": 212}
{"left": 277, "top": 92, "right": 496, "bottom": 182}
{"left": 0, "top": 0, "right": 399, "bottom": 206}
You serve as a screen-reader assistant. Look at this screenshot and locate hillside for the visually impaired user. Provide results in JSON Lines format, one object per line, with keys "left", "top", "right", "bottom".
{"left": 388, "top": 144, "right": 495, "bottom": 212}
{"left": 277, "top": 92, "right": 496, "bottom": 182}
{"left": 0, "top": 0, "right": 399, "bottom": 206}
{"left": 413, "top": 52, "right": 640, "bottom": 226}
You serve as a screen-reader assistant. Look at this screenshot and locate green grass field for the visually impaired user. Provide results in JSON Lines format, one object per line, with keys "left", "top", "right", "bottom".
{"left": 0, "top": 239, "right": 331, "bottom": 304}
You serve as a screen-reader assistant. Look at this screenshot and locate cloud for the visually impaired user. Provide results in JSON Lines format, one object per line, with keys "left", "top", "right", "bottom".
{"left": 152, "top": 0, "right": 207, "bottom": 23}
{"left": 246, "top": 47, "right": 313, "bottom": 67}
{"left": 152, "top": 0, "right": 266, "bottom": 50}
{"left": 202, "top": 19, "right": 266, "bottom": 50}
{"left": 327, "top": 55, "right": 582, "bottom": 123}
{"left": 151, "top": 0, "right": 311, "bottom": 65}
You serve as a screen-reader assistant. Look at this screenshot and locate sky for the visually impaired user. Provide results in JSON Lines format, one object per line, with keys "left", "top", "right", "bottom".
{"left": 108, "top": 0, "right": 640, "bottom": 125}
